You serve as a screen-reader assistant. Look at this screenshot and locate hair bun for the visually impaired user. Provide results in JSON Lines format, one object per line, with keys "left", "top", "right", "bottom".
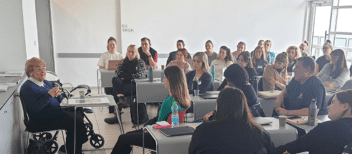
{"left": 304, "top": 40, "right": 309, "bottom": 46}
{"left": 326, "top": 40, "right": 332, "bottom": 44}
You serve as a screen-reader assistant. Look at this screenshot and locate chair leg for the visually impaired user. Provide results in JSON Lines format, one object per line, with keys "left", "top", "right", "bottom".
{"left": 60, "top": 130, "right": 67, "bottom": 154}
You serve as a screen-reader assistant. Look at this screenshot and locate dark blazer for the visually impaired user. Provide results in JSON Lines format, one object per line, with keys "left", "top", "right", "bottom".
{"left": 186, "top": 70, "right": 213, "bottom": 94}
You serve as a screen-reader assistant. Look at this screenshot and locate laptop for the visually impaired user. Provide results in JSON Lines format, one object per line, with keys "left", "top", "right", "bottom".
{"left": 200, "top": 91, "right": 220, "bottom": 99}
{"left": 108, "top": 60, "right": 123, "bottom": 70}
{"left": 159, "top": 126, "right": 195, "bottom": 137}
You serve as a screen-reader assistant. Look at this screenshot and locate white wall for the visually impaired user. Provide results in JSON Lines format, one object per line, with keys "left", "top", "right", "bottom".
{"left": 51, "top": 0, "right": 121, "bottom": 86}
{"left": 121, "top": 0, "right": 306, "bottom": 55}
{"left": 51, "top": 0, "right": 307, "bottom": 87}
{"left": 0, "top": 0, "right": 27, "bottom": 72}
{"left": 22, "top": 0, "right": 40, "bottom": 60}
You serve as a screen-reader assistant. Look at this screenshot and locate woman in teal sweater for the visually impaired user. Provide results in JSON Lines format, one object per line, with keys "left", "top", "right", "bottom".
{"left": 111, "top": 66, "right": 191, "bottom": 154}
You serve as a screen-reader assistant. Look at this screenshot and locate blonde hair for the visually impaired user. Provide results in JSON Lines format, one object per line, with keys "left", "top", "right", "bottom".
{"left": 193, "top": 52, "right": 210, "bottom": 72}
{"left": 286, "top": 46, "right": 300, "bottom": 59}
{"left": 25, "top": 57, "right": 46, "bottom": 77}
{"left": 124, "top": 45, "right": 140, "bottom": 61}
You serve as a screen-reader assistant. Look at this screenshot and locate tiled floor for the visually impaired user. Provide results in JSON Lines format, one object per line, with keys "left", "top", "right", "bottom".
{"left": 53, "top": 87, "right": 160, "bottom": 154}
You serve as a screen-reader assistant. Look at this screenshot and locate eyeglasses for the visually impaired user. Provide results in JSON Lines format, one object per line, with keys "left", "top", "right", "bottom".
{"left": 34, "top": 66, "right": 46, "bottom": 71}
{"left": 264, "top": 44, "right": 270, "bottom": 46}
{"left": 322, "top": 47, "right": 330, "bottom": 50}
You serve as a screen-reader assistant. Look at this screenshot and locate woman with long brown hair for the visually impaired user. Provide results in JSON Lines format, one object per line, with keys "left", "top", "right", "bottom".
{"left": 210, "top": 46, "right": 234, "bottom": 80}
{"left": 167, "top": 48, "right": 191, "bottom": 74}
{"left": 263, "top": 52, "right": 288, "bottom": 91}
{"left": 317, "top": 49, "right": 350, "bottom": 89}
{"left": 252, "top": 46, "right": 268, "bottom": 76}
{"left": 189, "top": 88, "right": 274, "bottom": 153}
{"left": 111, "top": 66, "right": 191, "bottom": 154}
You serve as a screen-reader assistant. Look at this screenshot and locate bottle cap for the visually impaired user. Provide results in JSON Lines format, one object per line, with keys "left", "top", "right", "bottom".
{"left": 173, "top": 101, "right": 177, "bottom": 104}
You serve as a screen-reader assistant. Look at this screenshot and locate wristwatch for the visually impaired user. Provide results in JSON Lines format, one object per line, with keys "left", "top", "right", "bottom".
{"left": 147, "top": 55, "right": 152, "bottom": 58}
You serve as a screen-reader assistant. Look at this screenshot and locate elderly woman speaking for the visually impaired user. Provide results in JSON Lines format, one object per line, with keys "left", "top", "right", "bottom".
{"left": 20, "top": 57, "right": 88, "bottom": 154}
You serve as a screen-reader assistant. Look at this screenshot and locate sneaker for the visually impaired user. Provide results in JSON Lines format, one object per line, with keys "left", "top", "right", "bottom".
{"left": 83, "top": 107, "right": 94, "bottom": 113}
{"left": 58, "top": 145, "right": 66, "bottom": 154}
{"left": 104, "top": 115, "right": 119, "bottom": 124}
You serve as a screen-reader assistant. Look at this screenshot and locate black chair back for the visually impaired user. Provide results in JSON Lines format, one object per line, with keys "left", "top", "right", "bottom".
{"left": 258, "top": 78, "right": 264, "bottom": 91}
{"left": 19, "top": 95, "right": 30, "bottom": 127}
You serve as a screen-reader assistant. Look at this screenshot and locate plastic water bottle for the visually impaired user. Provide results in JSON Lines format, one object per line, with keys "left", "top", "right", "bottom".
{"left": 211, "top": 64, "right": 216, "bottom": 81}
{"left": 192, "top": 77, "right": 199, "bottom": 96}
{"left": 308, "top": 98, "right": 317, "bottom": 126}
{"left": 171, "top": 101, "right": 179, "bottom": 127}
{"left": 343, "top": 142, "right": 352, "bottom": 154}
{"left": 148, "top": 66, "right": 153, "bottom": 82}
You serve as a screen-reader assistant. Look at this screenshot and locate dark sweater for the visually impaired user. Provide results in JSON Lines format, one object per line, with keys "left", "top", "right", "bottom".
{"left": 138, "top": 47, "right": 157, "bottom": 66}
{"left": 316, "top": 56, "right": 331, "bottom": 72}
{"left": 254, "top": 59, "right": 268, "bottom": 76}
{"left": 274, "top": 118, "right": 352, "bottom": 154}
{"left": 189, "top": 121, "right": 275, "bottom": 154}
{"left": 20, "top": 80, "right": 64, "bottom": 121}
{"left": 186, "top": 70, "right": 213, "bottom": 94}
{"left": 245, "top": 67, "right": 258, "bottom": 79}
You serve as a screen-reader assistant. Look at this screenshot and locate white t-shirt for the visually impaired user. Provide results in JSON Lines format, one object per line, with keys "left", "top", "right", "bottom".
{"left": 97, "top": 51, "right": 124, "bottom": 69}
{"left": 210, "top": 59, "right": 233, "bottom": 81}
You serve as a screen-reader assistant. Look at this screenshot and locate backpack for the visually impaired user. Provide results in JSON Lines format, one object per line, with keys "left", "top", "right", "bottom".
{"left": 27, "top": 139, "right": 58, "bottom": 154}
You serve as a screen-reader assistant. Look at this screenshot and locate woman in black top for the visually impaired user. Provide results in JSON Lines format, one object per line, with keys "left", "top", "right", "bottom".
{"left": 210, "top": 64, "right": 265, "bottom": 118}
{"left": 237, "top": 51, "right": 258, "bottom": 79}
{"left": 274, "top": 89, "right": 352, "bottom": 154}
{"left": 189, "top": 88, "right": 274, "bottom": 154}
{"left": 186, "top": 52, "right": 213, "bottom": 94}
{"left": 252, "top": 46, "right": 268, "bottom": 76}
{"left": 286, "top": 46, "right": 299, "bottom": 75}
{"left": 104, "top": 45, "right": 147, "bottom": 124}
{"left": 316, "top": 40, "right": 333, "bottom": 74}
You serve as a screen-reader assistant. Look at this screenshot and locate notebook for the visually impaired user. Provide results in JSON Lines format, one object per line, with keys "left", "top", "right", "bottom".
{"left": 159, "top": 126, "right": 195, "bottom": 137}
{"left": 108, "top": 60, "right": 123, "bottom": 70}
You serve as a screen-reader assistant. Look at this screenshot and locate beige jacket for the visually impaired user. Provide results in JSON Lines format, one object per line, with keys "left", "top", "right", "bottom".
{"left": 263, "top": 64, "right": 287, "bottom": 91}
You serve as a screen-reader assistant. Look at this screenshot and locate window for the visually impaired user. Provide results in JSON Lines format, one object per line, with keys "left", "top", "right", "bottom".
{"left": 313, "top": 37, "right": 319, "bottom": 45}
{"left": 335, "top": 38, "right": 347, "bottom": 47}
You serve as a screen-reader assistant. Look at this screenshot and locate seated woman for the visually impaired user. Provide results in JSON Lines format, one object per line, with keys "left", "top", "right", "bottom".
{"left": 316, "top": 40, "right": 333, "bottom": 74}
{"left": 317, "top": 49, "right": 350, "bottom": 89}
{"left": 189, "top": 88, "right": 274, "bottom": 154}
{"left": 231, "top": 41, "right": 246, "bottom": 62}
{"left": 167, "top": 48, "right": 191, "bottom": 74}
{"left": 237, "top": 51, "right": 258, "bottom": 79}
{"left": 274, "top": 89, "right": 352, "bottom": 154}
{"left": 210, "top": 46, "right": 234, "bottom": 81}
{"left": 252, "top": 46, "right": 268, "bottom": 76}
{"left": 20, "top": 57, "right": 88, "bottom": 154}
{"left": 104, "top": 45, "right": 147, "bottom": 124}
{"left": 264, "top": 40, "right": 276, "bottom": 64}
{"left": 251, "top": 40, "right": 264, "bottom": 57}
{"left": 299, "top": 40, "right": 309, "bottom": 57}
{"left": 263, "top": 52, "right": 288, "bottom": 91}
{"left": 186, "top": 52, "right": 213, "bottom": 94}
{"left": 204, "top": 40, "right": 218, "bottom": 66}
{"left": 209, "top": 64, "right": 265, "bottom": 118}
{"left": 111, "top": 66, "right": 191, "bottom": 154}
{"left": 286, "top": 46, "right": 300, "bottom": 75}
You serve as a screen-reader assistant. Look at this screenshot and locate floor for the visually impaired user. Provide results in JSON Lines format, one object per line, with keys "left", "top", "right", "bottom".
{"left": 53, "top": 87, "right": 161, "bottom": 154}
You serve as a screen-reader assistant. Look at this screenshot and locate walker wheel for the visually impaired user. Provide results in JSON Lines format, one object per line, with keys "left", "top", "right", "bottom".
{"left": 39, "top": 133, "right": 52, "bottom": 141}
{"left": 90, "top": 134, "right": 105, "bottom": 148}
{"left": 43, "top": 140, "right": 58, "bottom": 154}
